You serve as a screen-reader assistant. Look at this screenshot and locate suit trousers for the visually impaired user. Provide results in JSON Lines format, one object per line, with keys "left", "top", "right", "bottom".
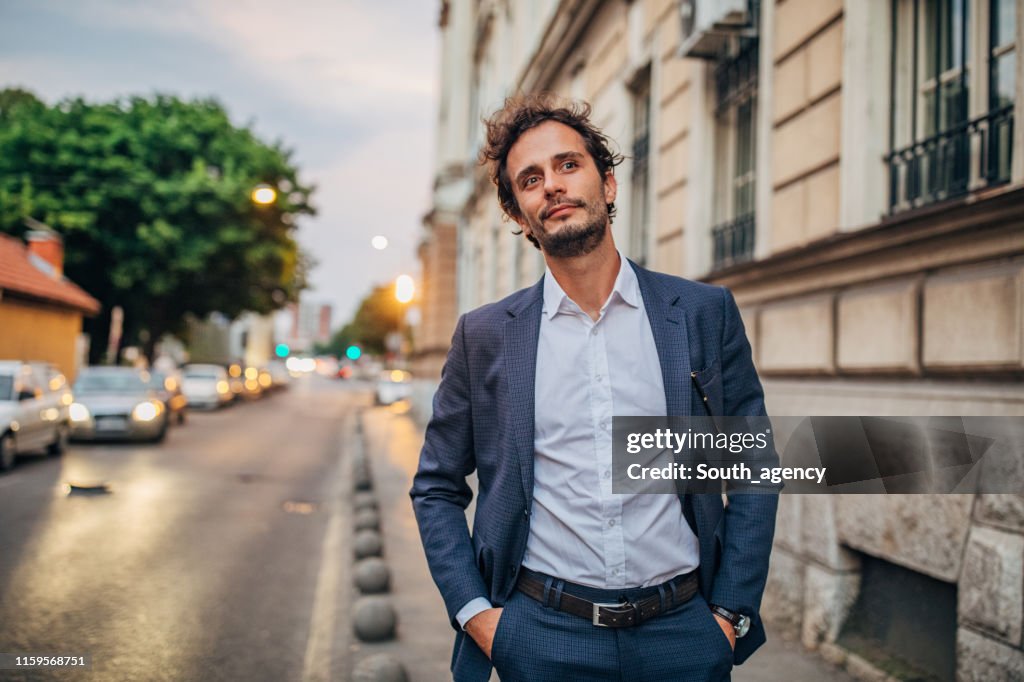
{"left": 489, "top": 576, "right": 734, "bottom": 681}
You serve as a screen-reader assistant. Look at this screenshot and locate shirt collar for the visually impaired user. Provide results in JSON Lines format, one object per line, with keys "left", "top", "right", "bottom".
{"left": 542, "top": 252, "right": 641, "bottom": 320}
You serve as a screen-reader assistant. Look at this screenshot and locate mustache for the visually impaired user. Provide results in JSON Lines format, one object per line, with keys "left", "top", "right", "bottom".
{"left": 541, "top": 198, "right": 585, "bottom": 219}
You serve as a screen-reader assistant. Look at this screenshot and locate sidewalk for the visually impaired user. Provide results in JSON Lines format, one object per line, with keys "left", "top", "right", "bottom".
{"left": 361, "top": 405, "right": 856, "bottom": 682}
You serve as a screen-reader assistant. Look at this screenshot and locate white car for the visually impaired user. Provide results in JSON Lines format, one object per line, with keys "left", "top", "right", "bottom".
{"left": 181, "top": 364, "right": 233, "bottom": 409}
{"left": 375, "top": 370, "right": 414, "bottom": 406}
{"left": 0, "top": 361, "right": 71, "bottom": 471}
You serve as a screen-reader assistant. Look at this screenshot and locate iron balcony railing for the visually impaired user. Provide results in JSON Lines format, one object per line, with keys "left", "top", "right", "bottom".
{"left": 886, "top": 105, "right": 1014, "bottom": 214}
{"left": 711, "top": 212, "right": 755, "bottom": 271}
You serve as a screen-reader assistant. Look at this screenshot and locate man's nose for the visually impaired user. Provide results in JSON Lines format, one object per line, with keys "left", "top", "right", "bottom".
{"left": 543, "top": 172, "right": 565, "bottom": 196}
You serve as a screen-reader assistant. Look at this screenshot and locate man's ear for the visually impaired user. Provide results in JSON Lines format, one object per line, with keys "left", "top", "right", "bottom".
{"left": 510, "top": 212, "right": 530, "bottom": 234}
{"left": 603, "top": 171, "right": 618, "bottom": 205}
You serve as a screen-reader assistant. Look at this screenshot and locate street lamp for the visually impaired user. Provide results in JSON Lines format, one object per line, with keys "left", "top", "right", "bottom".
{"left": 395, "top": 274, "right": 415, "bottom": 304}
{"left": 251, "top": 184, "right": 277, "bottom": 206}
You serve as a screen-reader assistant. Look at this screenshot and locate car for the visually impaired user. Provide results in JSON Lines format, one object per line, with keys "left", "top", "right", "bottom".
{"left": 375, "top": 369, "right": 414, "bottom": 406}
{"left": 265, "top": 360, "right": 291, "bottom": 391}
{"left": 146, "top": 369, "right": 189, "bottom": 425}
{"left": 0, "top": 361, "right": 71, "bottom": 471}
{"left": 181, "top": 364, "right": 233, "bottom": 409}
{"left": 69, "top": 367, "right": 169, "bottom": 442}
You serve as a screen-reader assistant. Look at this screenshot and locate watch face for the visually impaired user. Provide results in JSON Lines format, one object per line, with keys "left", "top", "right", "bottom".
{"left": 736, "top": 615, "right": 751, "bottom": 638}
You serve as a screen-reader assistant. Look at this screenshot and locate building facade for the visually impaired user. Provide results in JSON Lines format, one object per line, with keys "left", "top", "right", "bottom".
{"left": 0, "top": 230, "right": 100, "bottom": 381}
{"left": 423, "top": 0, "right": 1022, "bottom": 677}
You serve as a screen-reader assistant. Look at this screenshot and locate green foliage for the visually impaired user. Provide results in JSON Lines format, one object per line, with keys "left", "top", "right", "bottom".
{"left": 0, "top": 89, "right": 316, "bottom": 361}
{"left": 331, "top": 284, "right": 404, "bottom": 356}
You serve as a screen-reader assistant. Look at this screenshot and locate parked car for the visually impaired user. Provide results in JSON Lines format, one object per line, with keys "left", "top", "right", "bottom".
{"left": 69, "top": 367, "right": 169, "bottom": 442}
{"left": 375, "top": 369, "right": 413, "bottom": 406}
{"left": 181, "top": 364, "right": 232, "bottom": 409}
{"left": 146, "top": 370, "right": 189, "bottom": 425}
{"left": 0, "top": 361, "right": 70, "bottom": 470}
{"left": 265, "top": 360, "right": 291, "bottom": 391}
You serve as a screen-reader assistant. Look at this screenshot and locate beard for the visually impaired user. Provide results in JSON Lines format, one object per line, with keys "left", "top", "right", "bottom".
{"left": 527, "top": 198, "right": 608, "bottom": 258}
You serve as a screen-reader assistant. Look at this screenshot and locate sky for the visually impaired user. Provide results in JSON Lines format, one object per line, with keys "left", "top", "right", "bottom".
{"left": 0, "top": 0, "right": 439, "bottom": 330}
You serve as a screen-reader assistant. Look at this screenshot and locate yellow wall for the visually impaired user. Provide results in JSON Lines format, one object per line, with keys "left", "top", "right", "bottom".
{"left": 0, "top": 299, "right": 84, "bottom": 381}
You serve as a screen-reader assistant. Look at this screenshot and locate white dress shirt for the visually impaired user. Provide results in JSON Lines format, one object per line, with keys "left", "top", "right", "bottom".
{"left": 456, "top": 254, "right": 699, "bottom": 628}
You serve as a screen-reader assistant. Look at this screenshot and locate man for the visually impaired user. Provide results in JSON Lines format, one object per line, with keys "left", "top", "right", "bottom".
{"left": 411, "top": 94, "right": 778, "bottom": 681}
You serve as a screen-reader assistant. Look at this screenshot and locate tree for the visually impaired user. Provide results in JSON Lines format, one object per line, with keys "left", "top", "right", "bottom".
{"left": 333, "top": 284, "right": 404, "bottom": 356}
{"left": 0, "top": 89, "right": 316, "bottom": 362}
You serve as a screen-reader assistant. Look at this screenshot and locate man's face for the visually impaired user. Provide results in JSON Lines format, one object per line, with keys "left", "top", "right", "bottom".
{"left": 505, "top": 120, "right": 617, "bottom": 258}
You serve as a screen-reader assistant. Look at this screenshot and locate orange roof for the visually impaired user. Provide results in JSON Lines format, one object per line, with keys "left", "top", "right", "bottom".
{"left": 0, "top": 233, "right": 101, "bottom": 315}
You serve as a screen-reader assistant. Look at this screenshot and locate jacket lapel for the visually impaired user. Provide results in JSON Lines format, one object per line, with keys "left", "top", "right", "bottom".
{"left": 504, "top": 279, "right": 544, "bottom": 502}
{"left": 631, "top": 262, "right": 692, "bottom": 417}
{"left": 630, "top": 262, "right": 701, "bottom": 537}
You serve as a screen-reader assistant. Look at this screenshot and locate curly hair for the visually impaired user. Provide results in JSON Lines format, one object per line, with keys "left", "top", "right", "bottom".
{"left": 480, "top": 93, "right": 624, "bottom": 249}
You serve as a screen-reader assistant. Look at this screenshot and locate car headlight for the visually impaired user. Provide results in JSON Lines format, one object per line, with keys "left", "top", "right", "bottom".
{"left": 69, "top": 402, "right": 91, "bottom": 422}
{"left": 216, "top": 380, "right": 230, "bottom": 394}
{"left": 131, "top": 401, "right": 162, "bottom": 422}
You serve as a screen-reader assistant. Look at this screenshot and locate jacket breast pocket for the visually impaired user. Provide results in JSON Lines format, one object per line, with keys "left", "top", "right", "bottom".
{"left": 692, "top": 365, "right": 723, "bottom": 415}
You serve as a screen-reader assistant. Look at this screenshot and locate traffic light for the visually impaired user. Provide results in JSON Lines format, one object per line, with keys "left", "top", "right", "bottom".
{"left": 346, "top": 345, "right": 362, "bottom": 361}
{"left": 275, "top": 343, "right": 290, "bottom": 358}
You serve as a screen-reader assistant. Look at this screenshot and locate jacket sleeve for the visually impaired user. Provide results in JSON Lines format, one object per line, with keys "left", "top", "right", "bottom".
{"left": 709, "top": 287, "right": 779, "bottom": 618}
{"left": 410, "top": 314, "right": 490, "bottom": 629}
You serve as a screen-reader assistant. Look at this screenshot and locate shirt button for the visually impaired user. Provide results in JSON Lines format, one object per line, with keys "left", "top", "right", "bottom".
{"left": 612, "top": 568, "right": 620, "bottom": 575}
{"left": 603, "top": 470, "right": 611, "bottom": 479}
{"left": 596, "top": 375, "right": 603, "bottom": 382}
{"left": 591, "top": 328, "right": 598, "bottom": 336}
{"left": 608, "top": 519, "right": 616, "bottom": 528}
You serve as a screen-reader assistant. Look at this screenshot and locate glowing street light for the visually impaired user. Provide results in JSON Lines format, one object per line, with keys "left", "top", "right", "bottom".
{"left": 251, "top": 184, "right": 277, "bottom": 205}
{"left": 371, "top": 235, "right": 389, "bottom": 250}
{"left": 395, "top": 274, "right": 415, "bottom": 304}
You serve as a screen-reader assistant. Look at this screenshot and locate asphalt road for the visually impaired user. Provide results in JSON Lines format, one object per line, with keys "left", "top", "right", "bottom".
{"left": 0, "top": 376, "right": 369, "bottom": 681}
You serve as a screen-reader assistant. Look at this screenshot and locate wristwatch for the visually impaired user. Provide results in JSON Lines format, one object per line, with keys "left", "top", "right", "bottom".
{"left": 709, "top": 604, "right": 751, "bottom": 638}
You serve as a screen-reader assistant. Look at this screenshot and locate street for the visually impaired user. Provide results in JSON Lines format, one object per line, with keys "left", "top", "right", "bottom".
{"left": 0, "top": 376, "right": 854, "bottom": 682}
{"left": 0, "top": 377, "right": 375, "bottom": 681}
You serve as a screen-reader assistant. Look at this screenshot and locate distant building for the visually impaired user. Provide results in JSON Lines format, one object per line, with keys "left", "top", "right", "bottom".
{"left": 430, "top": 0, "right": 1023, "bottom": 678}
{"left": 0, "top": 229, "right": 100, "bottom": 381}
{"left": 285, "top": 300, "right": 331, "bottom": 352}
{"left": 187, "top": 312, "right": 277, "bottom": 368}
{"left": 317, "top": 304, "right": 332, "bottom": 346}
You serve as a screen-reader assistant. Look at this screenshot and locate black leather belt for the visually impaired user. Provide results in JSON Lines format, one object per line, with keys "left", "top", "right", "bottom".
{"left": 516, "top": 569, "right": 698, "bottom": 628}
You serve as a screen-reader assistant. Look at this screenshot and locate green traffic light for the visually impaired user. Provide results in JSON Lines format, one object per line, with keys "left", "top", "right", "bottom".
{"left": 275, "top": 343, "right": 290, "bottom": 357}
{"left": 346, "top": 345, "right": 362, "bottom": 360}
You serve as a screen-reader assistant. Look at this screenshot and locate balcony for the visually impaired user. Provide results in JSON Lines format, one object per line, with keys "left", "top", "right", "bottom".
{"left": 886, "top": 105, "right": 1014, "bottom": 214}
{"left": 711, "top": 212, "right": 755, "bottom": 271}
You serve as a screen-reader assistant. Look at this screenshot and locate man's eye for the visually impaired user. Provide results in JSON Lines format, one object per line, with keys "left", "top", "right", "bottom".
{"left": 562, "top": 161, "right": 577, "bottom": 170}
{"left": 523, "top": 177, "right": 538, "bottom": 187}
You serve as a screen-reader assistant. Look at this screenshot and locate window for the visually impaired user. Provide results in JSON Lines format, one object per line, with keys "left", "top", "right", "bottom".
{"left": 629, "top": 68, "right": 652, "bottom": 266}
{"left": 710, "top": 1, "right": 759, "bottom": 271}
{"left": 887, "top": 0, "right": 1016, "bottom": 214}
{"left": 988, "top": 0, "right": 1016, "bottom": 180}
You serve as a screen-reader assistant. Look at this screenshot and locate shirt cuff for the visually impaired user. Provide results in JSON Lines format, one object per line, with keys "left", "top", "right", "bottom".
{"left": 455, "top": 597, "right": 493, "bottom": 630}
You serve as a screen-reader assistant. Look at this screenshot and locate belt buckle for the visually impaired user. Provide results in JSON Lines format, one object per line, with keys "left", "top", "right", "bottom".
{"left": 592, "top": 601, "right": 638, "bottom": 627}
{"left": 592, "top": 602, "right": 621, "bottom": 627}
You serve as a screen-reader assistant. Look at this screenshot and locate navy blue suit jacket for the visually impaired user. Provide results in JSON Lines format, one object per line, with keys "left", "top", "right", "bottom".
{"left": 411, "top": 261, "right": 778, "bottom": 681}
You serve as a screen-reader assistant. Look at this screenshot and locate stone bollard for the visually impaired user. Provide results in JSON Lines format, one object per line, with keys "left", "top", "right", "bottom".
{"left": 353, "top": 596, "right": 397, "bottom": 642}
{"left": 354, "top": 557, "right": 391, "bottom": 594}
{"left": 353, "top": 530, "right": 383, "bottom": 559}
{"left": 352, "top": 654, "right": 408, "bottom": 682}
{"left": 354, "top": 509, "right": 380, "bottom": 532}
{"left": 353, "top": 460, "right": 373, "bottom": 491}
{"left": 353, "top": 491, "right": 378, "bottom": 511}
